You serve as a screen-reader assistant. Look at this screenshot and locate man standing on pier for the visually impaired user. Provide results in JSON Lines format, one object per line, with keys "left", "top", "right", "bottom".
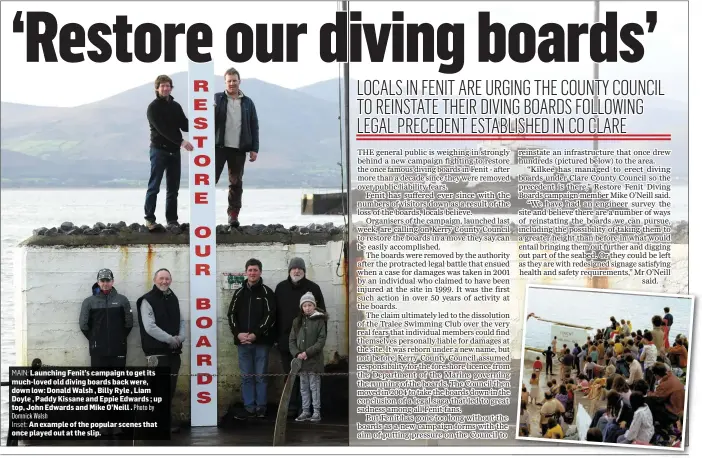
{"left": 136, "top": 268, "right": 186, "bottom": 434}
{"left": 79, "top": 268, "right": 133, "bottom": 368}
{"left": 227, "top": 259, "right": 276, "bottom": 418}
{"left": 144, "top": 74, "right": 194, "bottom": 231}
{"left": 79, "top": 268, "right": 133, "bottom": 436}
{"left": 214, "top": 68, "right": 260, "bottom": 228}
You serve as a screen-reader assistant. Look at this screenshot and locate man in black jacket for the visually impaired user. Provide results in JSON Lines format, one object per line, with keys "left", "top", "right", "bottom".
{"left": 136, "top": 268, "right": 186, "bottom": 433}
{"left": 214, "top": 68, "right": 260, "bottom": 227}
{"left": 144, "top": 74, "right": 194, "bottom": 231}
{"left": 227, "top": 258, "right": 276, "bottom": 417}
{"left": 79, "top": 268, "right": 133, "bottom": 367}
{"left": 274, "top": 257, "right": 326, "bottom": 417}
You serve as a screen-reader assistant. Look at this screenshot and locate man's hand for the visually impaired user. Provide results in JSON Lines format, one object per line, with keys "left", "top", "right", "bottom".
{"left": 247, "top": 333, "right": 256, "bottom": 343}
{"left": 237, "top": 333, "right": 249, "bottom": 344}
{"left": 249, "top": 151, "right": 258, "bottom": 162}
{"left": 168, "top": 336, "right": 181, "bottom": 349}
{"left": 297, "top": 352, "right": 308, "bottom": 360}
{"left": 181, "top": 140, "right": 194, "bottom": 152}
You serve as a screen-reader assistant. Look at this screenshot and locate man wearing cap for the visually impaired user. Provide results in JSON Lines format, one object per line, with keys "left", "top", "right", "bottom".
{"left": 274, "top": 257, "right": 326, "bottom": 418}
{"left": 79, "top": 268, "right": 134, "bottom": 368}
{"left": 136, "top": 268, "right": 186, "bottom": 433}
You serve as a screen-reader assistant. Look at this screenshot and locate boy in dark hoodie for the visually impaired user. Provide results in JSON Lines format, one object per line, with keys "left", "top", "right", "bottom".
{"left": 290, "top": 292, "right": 328, "bottom": 422}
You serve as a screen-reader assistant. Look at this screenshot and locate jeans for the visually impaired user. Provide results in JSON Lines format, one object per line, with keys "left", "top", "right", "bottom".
{"left": 237, "top": 344, "right": 270, "bottom": 411}
{"left": 214, "top": 147, "right": 246, "bottom": 214}
{"left": 144, "top": 147, "right": 181, "bottom": 223}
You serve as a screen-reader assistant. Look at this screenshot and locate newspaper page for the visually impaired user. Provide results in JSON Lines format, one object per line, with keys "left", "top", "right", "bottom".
{"left": 348, "top": 0, "right": 691, "bottom": 449}
{"left": 0, "top": 0, "right": 695, "bottom": 453}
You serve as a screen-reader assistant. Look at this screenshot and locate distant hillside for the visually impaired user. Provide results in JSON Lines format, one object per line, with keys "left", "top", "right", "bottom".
{"left": 1, "top": 74, "right": 346, "bottom": 188}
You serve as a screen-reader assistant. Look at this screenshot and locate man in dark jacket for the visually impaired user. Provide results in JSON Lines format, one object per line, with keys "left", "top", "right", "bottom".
{"left": 144, "top": 74, "right": 194, "bottom": 231}
{"left": 79, "top": 268, "right": 133, "bottom": 367}
{"left": 214, "top": 67, "right": 260, "bottom": 227}
{"left": 274, "top": 257, "right": 326, "bottom": 417}
{"left": 227, "top": 258, "right": 276, "bottom": 418}
{"left": 136, "top": 268, "right": 185, "bottom": 433}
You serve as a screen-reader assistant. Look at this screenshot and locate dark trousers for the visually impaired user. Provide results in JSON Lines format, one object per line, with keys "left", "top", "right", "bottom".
{"left": 215, "top": 147, "right": 246, "bottom": 214}
{"left": 646, "top": 396, "right": 678, "bottom": 428}
{"left": 545, "top": 360, "right": 553, "bottom": 375}
{"left": 91, "top": 355, "right": 126, "bottom": 368}
{"left": 90, "top": 356, "right": 126, "bottom": 427}
{"left": 144, "top": 147, "right": 181, "bottom": 223}
{"left": 279, "top": 346, "right": 301, "bottom": 414}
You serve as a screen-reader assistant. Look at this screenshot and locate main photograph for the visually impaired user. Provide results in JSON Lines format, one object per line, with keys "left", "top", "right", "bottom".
{"left": 0, "top": 0, "right": 350, "bottom": 447}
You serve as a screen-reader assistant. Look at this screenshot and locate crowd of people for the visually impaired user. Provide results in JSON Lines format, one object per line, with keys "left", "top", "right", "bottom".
{"left": 520, "top": 310, "right": 688, "bottom": 448}
{"left": 79, "top": 256, "right": 329, "bottom": 436}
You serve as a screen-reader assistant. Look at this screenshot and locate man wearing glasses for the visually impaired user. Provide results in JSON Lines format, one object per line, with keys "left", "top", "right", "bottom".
{"left": 79, "top": 268, "right": 134, "bottom": 368}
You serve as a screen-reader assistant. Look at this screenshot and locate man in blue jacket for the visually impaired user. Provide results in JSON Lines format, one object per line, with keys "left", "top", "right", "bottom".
{"left": 214, "top": 68, "right": 260, "bottom": 228}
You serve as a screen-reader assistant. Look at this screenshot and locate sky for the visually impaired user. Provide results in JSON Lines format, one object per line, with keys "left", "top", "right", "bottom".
{"left": 0, "top": 1, "right": 688, "bottom": 107}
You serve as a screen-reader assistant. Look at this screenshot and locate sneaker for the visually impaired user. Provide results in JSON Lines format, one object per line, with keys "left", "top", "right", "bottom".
{"left": 167, "top": 220, "right": 179, "bottom": 228}
{"left": 295, "top": 412, "right": 311, "bottom": 422}
{"left": 309, "top": 411, "right": 321, "bottom": 422}
{"left": 233, "top": 407, "right": 256, "bottom": 420}
{"left": 256, "top": 408, "right": 266, "bottom": 418}
{"left": 145, "top": 219, "right": 157, "bottom": 230}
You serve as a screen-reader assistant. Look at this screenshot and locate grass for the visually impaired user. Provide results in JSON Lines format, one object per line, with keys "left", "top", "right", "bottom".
{"left": 2, "top": 139, "right": 82, "bottom": 156}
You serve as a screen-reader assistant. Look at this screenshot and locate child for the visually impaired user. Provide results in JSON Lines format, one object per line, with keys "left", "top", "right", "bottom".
{"left": 532, "top": 356, "right": 543, "bottom": 378}
{"left": 529, "top": 374, "right": 540, "bottom": 404}
{"left": 521, "top": 385, "right": 529, "bottom": 405}
{"left": 289, "top": 292, "right": 328, "bottom": 422}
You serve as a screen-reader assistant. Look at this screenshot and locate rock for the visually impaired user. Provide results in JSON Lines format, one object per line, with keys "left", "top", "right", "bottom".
{"left": 83, "top": 229, "right": 99, "bottom": 236}
{"left": 137, "top": 225, "right": 150, "bottom": 233}
{"left": 80, "top": 225, "right": 90, "bottom": 231}
{"left": 299, "top": 227, "right": 310, "bottom": 235}
{"left": 180, "top": 223, "right": 190, "bottom": 232}
{"left": 261, "top": 227, "right": 274, "bottom": 235}
{"left": 324, "top": 222, "right": 334, "bottom": 230}
{"left": 216, "top": 225, "right": 230, "bottom": 234}
{"left": 330, "top": 227, "right": 341, "bottom": 235}
{"left": 116, "top": 221, "right": 127, "bottom": 229}
{"left": 46, "top": 227, "right": 59, "bottom": 236}
{"left": 94, "top": 222, "right": 106, "bottom": 230}
{"left": 129, "top": 223, "right": 141, "bottom": 231}
{"left": 60, "top": 222, "right": 74, "bottom": 232}
{"left": 290, "top": 225, "right": 299, "bottom": 232}
{"left": 168, "top": 225, "right": 183, "bottom": 235}
{"left": 243, "top": 226, "right": 258, "bottom": 236}
{"left": 33, "top": 227, "right": 48, "bottom": 236}
{"left": 275, "top": 227, "right": 290, "bottom": 234}
{"left": 100, "top": 229, "right": 117, "bottom": 236}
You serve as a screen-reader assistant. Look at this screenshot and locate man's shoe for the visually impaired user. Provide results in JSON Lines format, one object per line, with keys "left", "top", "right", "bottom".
{"left": 256, "top": 408, "right": 266, "bottom": 418}
{"left": 309, "top": 411, "right": 321, "bottom": 422}
{"left": 295, "top": 412, "right": 311, "bottom": 422}
{"left": 228, "top": 211, "right": 240, "bottom": 228}
{"left": 145, "top": 219, "right": 157, "bottom": 231}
